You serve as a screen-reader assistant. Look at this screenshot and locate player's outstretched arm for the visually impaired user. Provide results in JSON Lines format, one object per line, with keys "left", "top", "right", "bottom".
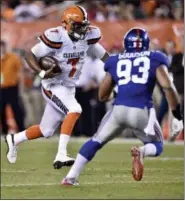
{"left": 98, "top": 72, "right": 115, "bottom": 102}
{"left": 156, "top": 65, "right": 182, "bottom": 120}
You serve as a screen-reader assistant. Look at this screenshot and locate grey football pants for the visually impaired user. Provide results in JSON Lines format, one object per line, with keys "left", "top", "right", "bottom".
{"left": 93, "top": 105, "right": 163, "bottom": 145}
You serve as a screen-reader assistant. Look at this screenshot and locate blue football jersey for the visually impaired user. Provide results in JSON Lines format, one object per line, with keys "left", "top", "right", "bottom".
{"left": 104, "top": 51, "right": 169, "bottom": 109}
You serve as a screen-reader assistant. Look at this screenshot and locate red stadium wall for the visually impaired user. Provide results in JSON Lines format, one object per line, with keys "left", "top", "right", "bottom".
{"left": 1, "top": 20, "right": 184, "bottom": 52}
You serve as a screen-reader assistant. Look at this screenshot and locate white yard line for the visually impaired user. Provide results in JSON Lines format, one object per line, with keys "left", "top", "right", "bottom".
{"left": 1, "top": 180, "right": 183, "bottom": 188}
{"left": 147, "top": 157, "right": 184, "bottom": 161}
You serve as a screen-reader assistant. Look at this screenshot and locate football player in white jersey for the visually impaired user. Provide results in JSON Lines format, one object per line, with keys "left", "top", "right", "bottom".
{"left": 5, "top": 5, "right": 109, "bottom": 169}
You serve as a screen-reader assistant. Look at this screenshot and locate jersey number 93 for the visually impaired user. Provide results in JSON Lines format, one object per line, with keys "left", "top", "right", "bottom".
{"left": 117, "top": 57, "right": 150, "bottom": 85}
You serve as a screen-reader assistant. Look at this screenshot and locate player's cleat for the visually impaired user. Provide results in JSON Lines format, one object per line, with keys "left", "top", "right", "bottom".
{"left": 131, "top": 146, "right": 144, "bottom": 181}
{"left": 5, "top": 134, "right": 17, "bottom": 164}
{"left": 61, "top": 178, "right": 79, "bottom": 186}
{"left": 53, "top": 154, "right": 75, "bottom": 169}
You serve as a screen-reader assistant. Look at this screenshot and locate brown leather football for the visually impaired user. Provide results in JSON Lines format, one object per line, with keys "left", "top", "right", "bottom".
{"left": 39, "top": 56, "right": 61, "bottom": 73}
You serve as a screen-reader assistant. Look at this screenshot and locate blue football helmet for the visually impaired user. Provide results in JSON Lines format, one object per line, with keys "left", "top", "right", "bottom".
{"left": 123, "top": 27, "right": 150, "bottom": 52}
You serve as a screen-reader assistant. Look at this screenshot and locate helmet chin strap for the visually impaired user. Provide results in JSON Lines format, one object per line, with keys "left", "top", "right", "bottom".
{"left": 68, "top": 32, "right": 81, "bottom": 41}
{"left": 73, "top": 32, "right": 81, "bottom": 39}
{"left": 69, "top": 32, "right": 85, "bottom": 41}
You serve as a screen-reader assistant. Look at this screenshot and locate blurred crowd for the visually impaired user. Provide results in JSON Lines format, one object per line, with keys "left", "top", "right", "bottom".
{"left": 1, "top": 0, "right": 184, "bottom": 22}
{"left": 0, "top": 0, "right": 184, "bottom": 140}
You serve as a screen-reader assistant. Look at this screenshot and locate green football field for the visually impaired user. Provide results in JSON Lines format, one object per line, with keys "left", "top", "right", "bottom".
{"left": 1, "top": 137, "right": 184, "bottom": 199}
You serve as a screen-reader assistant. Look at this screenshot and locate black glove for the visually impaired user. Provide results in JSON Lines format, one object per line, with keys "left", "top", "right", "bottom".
{"left": 172, "top": 104, "right": 182, "bottom": 121}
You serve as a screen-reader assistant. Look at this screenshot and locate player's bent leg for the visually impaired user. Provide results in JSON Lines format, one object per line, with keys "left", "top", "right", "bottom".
{"left": 61, "top": 138, "right": 103, "bottom": 186}
{"left": 136, "top": 118, "right": 163, "bottom": 159}
{"left": 39, "top": 102, "right": 65, "bottom": 139}
{"left": 79, "top": 138, "right": 103, "bottom": 161}
{"left": 130, "top": 108, "right": 163, "bottom": 181}
{"left": 131, "top": 146, "right": 144, "bottom": 181}
{"left": 5, "top": 125, "right": 43, "bottom": 164}
{"left": 54, "top": 111, "right": 81, "bottom": 169}
{"left": 6, "top": 103, "right": 63, "bottom": 164}
{"left": 61, "top": 137, "right": 120, "bottom": 186}
{"left": 5, "top": 134, "right": 18, "bottom": 164}
{"left": 40, "top": 102, "right": 67, "bottom": 169}
{"left": 61, "top": 107, "right": 123, "bottom": 186}
{"left": 141, "top": 141, "right": 163, "bottom": 157}
{"left": 131, "top": 141, "right": 163, "bottom": 181}
{"left": 46, "top": 84, "right": 82, "bottom": 169}
{"left": 153, "top": 141, "right": 163, "bottom": 156}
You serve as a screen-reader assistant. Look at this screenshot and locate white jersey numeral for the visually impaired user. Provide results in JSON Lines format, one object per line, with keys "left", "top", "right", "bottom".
{"left": 117, "top": 57, "right": 150, "bottom": 85}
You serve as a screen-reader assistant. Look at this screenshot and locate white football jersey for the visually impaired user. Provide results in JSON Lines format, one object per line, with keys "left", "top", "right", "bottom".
{"left": 31, "top": 25, "right": 106, "bottom": 89}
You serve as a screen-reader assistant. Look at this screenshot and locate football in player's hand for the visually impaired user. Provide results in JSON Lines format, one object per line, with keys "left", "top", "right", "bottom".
{"left": 39, "top": 56, "right": 61, "bottom": 73}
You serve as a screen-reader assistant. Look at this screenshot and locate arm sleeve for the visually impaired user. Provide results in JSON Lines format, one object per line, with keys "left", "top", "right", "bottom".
{"left": 31, "top": 27, "right": 63, "bottom": 58}
{"left": 104, "top": 56, "right": 112, "bottom": 72}
{"left": 38, "top": 27, "right": 63, "bottom": 49}
{"left": 87, "top": 43, "right": 106, "bottom": 59}
{"left": 31, "top": 42, "right": 54, "bottom": 58}
{"left": 103, "top": 56, "right": 117, "bottom": 84}
{"left": 154, "top": 51, "right": 170, "bottom": 68}
{"left": 86, "top": 26, "right": 102, "bottom": 45}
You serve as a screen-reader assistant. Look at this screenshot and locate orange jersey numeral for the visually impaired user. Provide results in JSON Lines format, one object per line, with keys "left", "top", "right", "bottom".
{"left": 67, "top": 58, "right": 80, "bottom": 77}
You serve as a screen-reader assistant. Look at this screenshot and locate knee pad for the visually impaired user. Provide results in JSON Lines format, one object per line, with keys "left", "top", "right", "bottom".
{"left": 152, "top": 141, "right": 163, "bottom": 156}
{"left": 79, "top": 139, "right": 103, "bottom": 161}
{"left": 39, "top": 125, "right": 55, "bottom": 138}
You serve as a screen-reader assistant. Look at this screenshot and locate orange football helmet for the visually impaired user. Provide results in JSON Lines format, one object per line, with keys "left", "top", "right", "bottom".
{"left": 62, "top": 5, "right": 90, "bottom": 40}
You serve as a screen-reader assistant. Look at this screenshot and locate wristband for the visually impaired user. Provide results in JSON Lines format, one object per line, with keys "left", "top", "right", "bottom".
{"left": 39, "top": 70, "right": 46, "bottom": 79}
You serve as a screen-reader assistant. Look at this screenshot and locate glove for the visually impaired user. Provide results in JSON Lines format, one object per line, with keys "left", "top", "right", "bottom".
{"left": 172, "top": 104, "right": 182, "bottom": 121}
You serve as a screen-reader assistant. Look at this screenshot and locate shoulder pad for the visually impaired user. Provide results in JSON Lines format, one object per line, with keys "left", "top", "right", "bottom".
{"left": 86, "top": 26, "right": 101, "bottom": 45}
{"left": 39, "top": 27, "right": 63, "bottom": 49}
{"left": 151, "top": 51, "right": 170, "bottom": 68}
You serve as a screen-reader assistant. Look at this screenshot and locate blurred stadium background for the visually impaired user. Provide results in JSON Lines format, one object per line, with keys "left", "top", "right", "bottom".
{"left": 1, "top": 0, "right": 184, "bottom": 199}
{"left": 1, "top": 0, "right": 184, "bottom": 140}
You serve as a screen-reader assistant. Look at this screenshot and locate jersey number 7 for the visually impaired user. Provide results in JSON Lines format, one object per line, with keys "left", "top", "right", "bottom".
{"left": 67, "top": 58, "right": 80, "bottom": 77}
{"left": 117, "top": 57, "right": 150, "bottom": 85}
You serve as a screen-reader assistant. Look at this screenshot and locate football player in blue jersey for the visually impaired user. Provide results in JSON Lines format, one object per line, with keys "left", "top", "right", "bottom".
{"left": 61, "top": 27, "right": 182, "bottom": 185}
